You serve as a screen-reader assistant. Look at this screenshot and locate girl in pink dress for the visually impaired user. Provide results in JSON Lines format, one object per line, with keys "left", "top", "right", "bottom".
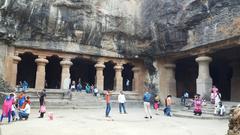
{"left": 193, "top": 94, "right": 202, "bottom": 116}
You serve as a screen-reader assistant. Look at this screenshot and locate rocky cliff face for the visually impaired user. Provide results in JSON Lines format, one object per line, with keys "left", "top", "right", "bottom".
{"left": 0, "top": 0, "right": 240, "bottom": 57}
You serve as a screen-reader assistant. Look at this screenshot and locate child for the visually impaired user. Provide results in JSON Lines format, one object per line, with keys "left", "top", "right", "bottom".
{"left": 214, "top": 102, "right": 226, "bottom": 116}
{"left": 193, "top": 94, "right": 202, "bottom": 116}
{"left": 154, "top": 95, "right": 160, "bottom": 115}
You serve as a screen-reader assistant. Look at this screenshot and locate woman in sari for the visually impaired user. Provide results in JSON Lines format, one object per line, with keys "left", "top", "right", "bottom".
{"left": 1, "top": 94, "right": 15, "bottom": 123}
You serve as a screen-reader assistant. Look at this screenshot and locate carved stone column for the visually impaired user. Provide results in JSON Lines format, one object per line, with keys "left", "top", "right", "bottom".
{"left": 10, "top": 56, "right": 21, "bottom": 87}
{"left": 94, "top": 61, "right": 105, "bottom": 92}
{"left": 132, "top": 67, "right": 140, "bottom": 92}
{"left": 114, "top": 64, "right": 123, "bottom": 92}
{"left": 230, "top": 62, "right": 240, "bottom": 101}
{"left": 35, "top": 58, "right": 49, "bottom": 90}
{"left": 164, "top": 63, "right": 177, "bottom": 97}
{"left": 60, "top": 59, "right": 73, "bottom": 89}
{"left": 196, "top": 56, "right": 212, "bottom": 98}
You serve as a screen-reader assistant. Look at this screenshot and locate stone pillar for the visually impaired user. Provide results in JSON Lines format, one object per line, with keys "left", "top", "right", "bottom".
{"left": 10, "top": 56, "right": 21, "bottom": 87}
{"left": 60, "top": 59, "right": 73, "bottom": 89}
{"left": 132, "top": 67, "right": 140, "bottom": 92}
{"left": 230, "top": 62, "right": 240, "bottom": 101}
{"left": 35, "top": 58, "right": 49, "bottom": 90}
{"left": 114, "top": 64, "right": 123, "bottom": 91}
{"left": 196, "top": 56, "right": 212, "bottom": 98}
{"left": 164, "top": 63, "right": 177, "bottom": 97}
{"left": 94, "top": 61, "right": 105, "bottom": 92}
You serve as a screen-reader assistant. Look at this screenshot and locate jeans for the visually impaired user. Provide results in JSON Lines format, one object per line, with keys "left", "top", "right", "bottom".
{"left": 119, "top": 103, "right": 127, "bottom": 113}
{"left": 164, "top": 106, "right": 172, "bottom": 116}
{"left": 19, "top": 111, "right": 29, "bottom": 119}
{"left": 105, "top": 103, "right": 111, "bottom": 117}
{"left": 0, "top": 111, "right": 11, "bottom": 123}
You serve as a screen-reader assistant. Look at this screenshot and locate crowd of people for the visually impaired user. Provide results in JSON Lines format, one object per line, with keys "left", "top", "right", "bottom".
{"left": 1, "top": 83, "right": 227, "bottom": 124}
{"left": 0, "top": 89, "right": 47, "bottom": 124}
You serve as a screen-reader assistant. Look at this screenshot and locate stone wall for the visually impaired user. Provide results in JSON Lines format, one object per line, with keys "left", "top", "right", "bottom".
{"left": 0, "top": 44, "right": 7, "bottom": 77}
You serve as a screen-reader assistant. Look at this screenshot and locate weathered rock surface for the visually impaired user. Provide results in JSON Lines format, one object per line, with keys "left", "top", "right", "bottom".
{"left": 228, "top": 106, "right": 240, "bottom": 135}
{"left": 0, "top": 0, "right": 240, "bottom": 56}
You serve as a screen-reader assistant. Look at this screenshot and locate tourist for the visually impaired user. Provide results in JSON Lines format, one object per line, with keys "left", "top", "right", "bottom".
{"left": 90, "top": 84, "right": 94, "bottom": 93}
{"left": 118, "top": 91, "right": 127, "bottom": 114}
{"left": 22, "top": 81, "right": 29, "bottom": 92}
{"left": 181, "top": 90, "right": 189, "bottom": 106}
{"left": 93, "top": 86, "right": 98, "bottom": 96}
{"left": 38, "top": 89, "right": 47, "bottom": 118}
{"left": 16, "top": 81, "right": 23, "bottom": 92}
{"left": 17, "top": 91, "right": 26, "bottom": 109}
{"left": 0, "top": 93, "right": 15, "bottom": 123}
{"left": 19, "top": 96, "right": 31, "bottom": 120}
{"left": 215, "top": 91, "right": 221, "bottom": 107}
{"left": 193, "top": 94, "right": 202, "bottom": 116}
{"left": 210, "top": 85, "right": 218, "bottom": 104}
{"left": 85, "top": 83, "right": 91, "bottom": 93}
{"left": 70, "top": 81, "right": 76, "bottom": 91}
{"left": 126, "top": 79, "right": 130, "bottom": 91}
{"left": 164, "top": 95, "right": 172, "bottom": 117}
{"left": 76, "top": 82, "right": 82, "bottom": 92}
{"left": 154, "top": 95, "right": 160, "bottom": 115}
{"left": 143, "top": 89, "right": 152, "bottom": 119}
{"left": 105, "top": 90, "right": 111, "bottom": 117}
{"left": 214, "top": 101, "right": 226, "bottom": 116}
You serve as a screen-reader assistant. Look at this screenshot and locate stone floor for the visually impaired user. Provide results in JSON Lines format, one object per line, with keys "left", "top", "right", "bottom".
{"left": 0, "top": 107, "right": 228, "bottom": 135}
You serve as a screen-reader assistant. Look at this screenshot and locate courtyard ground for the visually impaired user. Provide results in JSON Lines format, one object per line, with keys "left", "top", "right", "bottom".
{"left": 0, "top": 107, "right": 228, "bottom": 135}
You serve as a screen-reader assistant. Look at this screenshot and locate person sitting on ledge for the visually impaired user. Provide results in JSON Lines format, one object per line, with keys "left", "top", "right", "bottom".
{"left": 19, "top": 96, "right": 31, "bottom": 120}
{"left": 214, "top": 101, "right": 226, "bottom": 116}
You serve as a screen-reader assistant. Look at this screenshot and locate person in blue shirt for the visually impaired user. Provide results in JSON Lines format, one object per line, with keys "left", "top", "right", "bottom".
{"left": 143, "top": 89, "right": 152, "bottom": 119}
{"left": 22, "top": 81, "right": 28, "bottom": 92}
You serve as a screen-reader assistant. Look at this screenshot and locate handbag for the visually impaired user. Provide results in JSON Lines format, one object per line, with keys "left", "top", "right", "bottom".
{"left": 40, "top": 105, "right": 46, "bottom": 113}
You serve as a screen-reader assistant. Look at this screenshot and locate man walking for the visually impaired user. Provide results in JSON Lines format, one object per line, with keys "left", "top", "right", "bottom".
{"left": 143, "top": 89, "right": 152, "bottom": 119}
{"left": 118, "top": 91, "right": 127, "bottom": 114}
{"left": 105, "top": 90, "right": 111, "bottom": 117}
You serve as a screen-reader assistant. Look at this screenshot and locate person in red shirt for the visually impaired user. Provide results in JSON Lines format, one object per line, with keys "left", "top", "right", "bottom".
{"left": 105, "top": 90, "right": 111, "bottom": 117}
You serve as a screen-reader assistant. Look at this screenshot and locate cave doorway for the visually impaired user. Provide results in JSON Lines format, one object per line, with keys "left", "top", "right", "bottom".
{"left": 70, "top": 57, "right": 96, "bottom": 88}
{"left": 175, "top": 57, "right": 198, "bottom": 98}
{"left": 17, "top": 52, "right": 38, "bottom": 88}
{"left": 45, "top": 55, "right": 62, "bottom": 89}
{"left": 104, "top": 61, "right": 115, "bottom": 90}
{"left": 122, "top": 63, "right": 134, "bottom": 91}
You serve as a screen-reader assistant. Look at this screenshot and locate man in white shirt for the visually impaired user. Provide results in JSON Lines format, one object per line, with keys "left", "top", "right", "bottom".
{"left": 19, "top": 96, "right": 31, "bottom": 120}
{"left": 118, "top": 91, "right": 127, "bottom": 114}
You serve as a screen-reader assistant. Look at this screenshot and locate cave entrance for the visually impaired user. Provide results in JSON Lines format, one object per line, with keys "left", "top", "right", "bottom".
{"left": 104, "top": 61, "right": 115, "bottom": 90}
{"left": 70, "top": 58, "right": 96, "bottom": 88}
{"left": 17, "top": 52, "right": 38, "bottom": 88}
{"left": 175, "top": 57, "right": 198, "bottom": 98}
{"left": 122, "top": 63, "right": 134, "bottom": 91}
{"left": 45, "top": 55, "right": 62, "bottom": 89}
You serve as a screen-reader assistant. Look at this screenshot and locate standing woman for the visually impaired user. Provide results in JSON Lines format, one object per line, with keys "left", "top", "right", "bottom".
{"left": 38, "top": 89, "right": 47, "bottom": 118}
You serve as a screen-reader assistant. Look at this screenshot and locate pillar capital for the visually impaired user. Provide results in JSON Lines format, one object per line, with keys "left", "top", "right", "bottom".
{"left": 12, "top": 56, "right": 21, "bottom": 63}
{"left": 114, "top": 65, "right": 123, "bottom": 71}
{"left": 35, "top": 58, "right": 49, "bottom": 66}
{"left": 60, "top": 59, "right": 73, "bottom": 66}
{"left": 195, "top": 56, "right": 212, "bottom": 63}
{"left": 95, "top": 62, "right": 105, "bottom": 69}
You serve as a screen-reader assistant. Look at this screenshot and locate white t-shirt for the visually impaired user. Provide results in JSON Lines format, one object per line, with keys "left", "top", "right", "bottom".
{"left": 118, "top": 94, "right": 126, "bottom": 103}
{"left": 21, "top": 104, "right": 31, "bottom": 114}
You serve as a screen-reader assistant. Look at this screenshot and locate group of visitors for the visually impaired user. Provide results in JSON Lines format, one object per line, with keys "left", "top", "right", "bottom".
{"left": 0, "top": 89, "right": 47, "bottom": 124}
{"left": 0, "top": 92, "right": 31, "bottom": 124}
{"left": 180, "top": 85, "right": 226, "bottom": 116}
{"left": 16, "top": 81, "right": 29, "bottom": 92}
{"left": 69, "top": 81, "right": 99, "bottom": 96}
{"left": 105, "top": 90, "right": 128, "bottom": 118}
